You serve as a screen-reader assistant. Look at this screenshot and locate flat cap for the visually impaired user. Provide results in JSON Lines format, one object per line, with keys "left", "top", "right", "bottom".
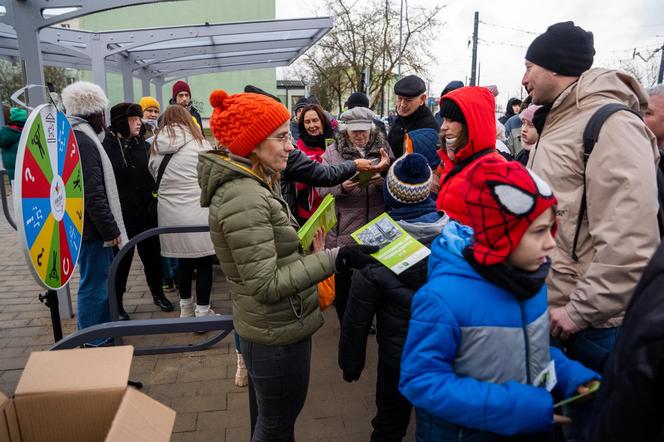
{"left": 394, "top": 75, "right": 426, "bottom": 97}
{"left": 340, "top": 106, "right": 376, "bottom": 131}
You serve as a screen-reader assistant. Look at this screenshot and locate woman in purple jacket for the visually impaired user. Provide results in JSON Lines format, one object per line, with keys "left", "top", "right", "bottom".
{"left": 318, "top": 106, "right": 393, "bottom": 325}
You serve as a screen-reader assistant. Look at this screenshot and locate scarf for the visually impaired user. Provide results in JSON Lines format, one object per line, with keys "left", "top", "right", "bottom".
{"left": 299, "top": 127, "right": 333, "bottom": 151}
{"left": 463, "top": 247, "right": 551, "bottom": 300}
{"left": 388, "top": 199, "right": 438, "bottom": 221}
{"left": 69, "top": 116, "right": 128, "bottom": 247}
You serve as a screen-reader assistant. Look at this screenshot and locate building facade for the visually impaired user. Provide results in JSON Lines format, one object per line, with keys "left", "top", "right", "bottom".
{"left": 78, "top": 0, "right": 277, "bottom": 118}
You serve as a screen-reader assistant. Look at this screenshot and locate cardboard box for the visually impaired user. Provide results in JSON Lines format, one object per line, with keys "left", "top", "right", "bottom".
{"left": 0, "top": 346, "right": 175, "bottom": 442}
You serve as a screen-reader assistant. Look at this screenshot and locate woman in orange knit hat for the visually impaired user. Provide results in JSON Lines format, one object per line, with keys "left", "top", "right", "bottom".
{"left": 199, "top": 90, "right": 377, "bottom": 441}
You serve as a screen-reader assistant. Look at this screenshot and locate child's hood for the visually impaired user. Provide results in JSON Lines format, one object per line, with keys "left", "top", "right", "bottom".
{"left": 428, "top": 221, "right": 481, "bottom": 281}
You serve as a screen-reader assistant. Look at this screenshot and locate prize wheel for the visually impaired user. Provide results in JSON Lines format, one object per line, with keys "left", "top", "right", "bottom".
{"left": 14, "top": 104, "right": 84, "bottom": 290}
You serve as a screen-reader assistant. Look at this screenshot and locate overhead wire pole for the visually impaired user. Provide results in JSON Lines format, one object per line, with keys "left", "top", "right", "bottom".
{"left": 470, "top": 11, "right": 479, "bottom": 86}
{"left": 658, "top": 42, "right": 664, "bottom": 84}
{"left": 397, "top": 0, "right": 404, "bottom": 80}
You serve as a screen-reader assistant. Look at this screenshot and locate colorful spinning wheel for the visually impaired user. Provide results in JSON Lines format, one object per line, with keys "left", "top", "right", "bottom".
{"left": 14, "top": 104, "right": 84, "bottom": 290}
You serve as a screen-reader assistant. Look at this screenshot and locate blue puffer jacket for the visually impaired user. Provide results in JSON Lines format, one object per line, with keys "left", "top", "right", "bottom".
{"left": 399, "top": 222, "right": 599, "bottom": 439}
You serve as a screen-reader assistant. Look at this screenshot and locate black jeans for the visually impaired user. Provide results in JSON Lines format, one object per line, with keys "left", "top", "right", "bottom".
{"left": 334, "top": 270, "right": 353, "bottom": 326}
{"left": 114, "top": 234, "right": 164, "bottom": 304}
{"left": 177, "top": 255, "right": 214, "bottom": 306}
{"left": 372, "top": 359, "right": 412, "bottom": 442}
{"left": 551, "top": 327, "right": 619, "bottom": 442}
{"left": 241, "top": 337, "right": 312, "bottom": 442}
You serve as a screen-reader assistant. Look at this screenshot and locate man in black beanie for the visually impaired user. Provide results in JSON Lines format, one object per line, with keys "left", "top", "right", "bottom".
{"left": 103, "top": 102, "right": 174, "bottom": 318}
{"left": 523, "top": 21, "right": 660, "bottom": 442}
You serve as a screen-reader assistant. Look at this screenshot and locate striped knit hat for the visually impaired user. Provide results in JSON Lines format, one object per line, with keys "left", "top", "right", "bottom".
{"left": 384, "top": 153, "right": 432, "bottom": 208}
{"left": 209, "top": 89, "right": 291, "bottom": 157}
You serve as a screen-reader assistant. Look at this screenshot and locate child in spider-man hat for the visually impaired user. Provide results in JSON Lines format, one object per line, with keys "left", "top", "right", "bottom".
{"left": 399, "top": 159, "right": 599, "bottom": 442}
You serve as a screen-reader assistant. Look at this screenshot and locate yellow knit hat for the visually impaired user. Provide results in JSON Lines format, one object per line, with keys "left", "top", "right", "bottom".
{"left": 139, "top": 96, "right": 160, "bottom": 112}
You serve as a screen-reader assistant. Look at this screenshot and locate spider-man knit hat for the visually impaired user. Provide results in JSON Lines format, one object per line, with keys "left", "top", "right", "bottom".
{"left": 463, "top": 159, "right": 557, "bottom": 265}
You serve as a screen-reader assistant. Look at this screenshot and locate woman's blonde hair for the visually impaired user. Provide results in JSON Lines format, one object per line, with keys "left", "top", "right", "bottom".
{"left": 248, "top": 151, "right": 280, "bottom": 186}
{"left": 153, "top": 105, "right": 203, "bottom": 152}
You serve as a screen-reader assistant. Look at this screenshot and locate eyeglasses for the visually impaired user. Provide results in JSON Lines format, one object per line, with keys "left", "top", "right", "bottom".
{"left": 266, "top": 132, "right": 294, "bottom": 145}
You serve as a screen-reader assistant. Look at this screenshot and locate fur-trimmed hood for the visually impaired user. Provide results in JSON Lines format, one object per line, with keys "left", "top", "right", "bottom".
{"left": 62, "top": 81, "right": 109, "bottom": 116}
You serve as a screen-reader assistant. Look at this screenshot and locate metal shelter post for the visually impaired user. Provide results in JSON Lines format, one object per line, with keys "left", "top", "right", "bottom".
{"left": 140, "top": 73, "right": 151, "bottom": 97}
{"left": 154, "top": 77, "right": 165, "bottom": 107}
{"left": 9, "top": 2, "right": 46, "bottom": 106}
{"left": 120, "top": 57, "right": 135, "bottom": 102}
{"left": 89, "top": 36, "right": 107, "bottom": 93}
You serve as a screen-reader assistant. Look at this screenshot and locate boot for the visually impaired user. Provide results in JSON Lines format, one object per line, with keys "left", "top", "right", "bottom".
{"left": 180, "top": 299, "right": 195, "bottom": 318}
{"left": 118, "top": 305, "right": 130, "bottom": 321}
{"left": 153, "top": 292, "right": 174, "bottom": 312}
{"left": 235, "top": 351, "right": 248, "bottom": 387}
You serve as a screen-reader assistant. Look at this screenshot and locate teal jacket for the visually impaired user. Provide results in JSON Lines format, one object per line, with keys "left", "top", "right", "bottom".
{"left": 0, "top": 125, "right": 21, "bottom": 181}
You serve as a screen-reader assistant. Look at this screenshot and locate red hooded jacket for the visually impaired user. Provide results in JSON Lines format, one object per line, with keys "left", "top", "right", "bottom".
{"left": 435, "top": 86, "right": 506, "bottom": 224}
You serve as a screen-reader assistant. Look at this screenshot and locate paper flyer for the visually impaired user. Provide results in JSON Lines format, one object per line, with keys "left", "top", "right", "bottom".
{"left": 297, "top": 194, "right": 337, "bottom": 251}
{"left": 351, "top": 213, "right": 431, "bottom": 275}
{"left": 350, "top": 171, "right": 375, "bottom": 188}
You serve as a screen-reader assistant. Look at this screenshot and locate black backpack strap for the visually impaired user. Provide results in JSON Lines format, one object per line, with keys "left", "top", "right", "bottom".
{"left": 153, "top": 153, "right": 174, "bottom": 197}
{"left": 657, "top": 165, "right": 664, "bottom": 238}
{"left": 571, "top": 103, "right": 643, "bottom": 261}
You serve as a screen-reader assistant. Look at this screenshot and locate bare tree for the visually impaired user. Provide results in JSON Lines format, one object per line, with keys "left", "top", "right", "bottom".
{"left": 300, "top": 0, "right": 444, "bottom": 113}
{"left": 1, "top": 60, "right": 74, "bottom": 105}
{"left": 612, "top": 49, "right": 661, "bottom": 88}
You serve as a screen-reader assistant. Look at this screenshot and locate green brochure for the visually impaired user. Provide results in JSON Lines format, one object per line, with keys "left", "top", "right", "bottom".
{"left": 349, "top": 171, "right": 376, "bottom": 189}
{"left": 351, "top": 213, "right": 431, "bottom": 275}
{"left": 554, "top": 381, "right": 600, "bottom": 408}
{"left": 297, "top": 194, "right": 337, "bottom": 251}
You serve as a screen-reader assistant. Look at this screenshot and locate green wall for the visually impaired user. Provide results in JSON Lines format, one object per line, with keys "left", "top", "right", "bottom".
{"left": 79, "top": 0, "right": 276, "bottom": 118}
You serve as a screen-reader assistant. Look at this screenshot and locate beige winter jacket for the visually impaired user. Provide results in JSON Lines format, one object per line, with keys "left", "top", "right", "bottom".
{"left": 528, "top": 68, "right": 660, "bottom": 329}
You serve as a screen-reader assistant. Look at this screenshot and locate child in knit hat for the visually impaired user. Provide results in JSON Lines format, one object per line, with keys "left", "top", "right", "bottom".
{"left": 340, "top": 152, "right": 448, "bottom": 441}
{"left": 399, "top": 159, "right": 599, "bottom": 441}
{"left": 516, "top": 104, "right": 542, "bottom": 166}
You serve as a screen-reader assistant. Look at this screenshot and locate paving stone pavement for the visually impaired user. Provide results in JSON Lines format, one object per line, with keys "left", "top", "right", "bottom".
{"left": 0, "top": 183, "right": 415, "bottom": 441}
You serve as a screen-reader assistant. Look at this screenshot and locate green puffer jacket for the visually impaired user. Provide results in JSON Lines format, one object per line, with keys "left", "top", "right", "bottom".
{"left": 198, "top": 150, "right": 335, "bottom": 346}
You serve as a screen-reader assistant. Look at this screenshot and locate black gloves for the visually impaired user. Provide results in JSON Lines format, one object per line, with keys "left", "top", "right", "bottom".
{"left": 343, "top": 371, "right": 360, "bottom": 383}
{"left": 336, "top": 245, "right": 379, "bottom": 272}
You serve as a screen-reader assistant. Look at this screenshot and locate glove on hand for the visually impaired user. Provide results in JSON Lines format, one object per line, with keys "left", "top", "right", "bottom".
{"left": 336, "top": 245, "right": 379, "bottom": 272}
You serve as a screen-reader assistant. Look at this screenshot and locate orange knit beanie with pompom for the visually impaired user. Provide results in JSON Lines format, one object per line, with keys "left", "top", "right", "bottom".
{"left": 209, "top": 90, "right": 291, "bottom": 157}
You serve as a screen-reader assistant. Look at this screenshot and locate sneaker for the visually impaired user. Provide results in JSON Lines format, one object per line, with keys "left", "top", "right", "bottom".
{"left": 194, "top": 306, "right": 219, "bottom": 334}
{"left": 180, "top": 300, "right": 195, "bottom": 318}
{"left": 162, "top": 279, "right": 176, "bottom": 293}
{"left": 235, "top": 351, "right": 248, "bottom": 387}
{"left": 153, "top": 294, "right": 174, "bottom": 312}
{"left": 194, "top": 307, "right": 219, "bottom": 317}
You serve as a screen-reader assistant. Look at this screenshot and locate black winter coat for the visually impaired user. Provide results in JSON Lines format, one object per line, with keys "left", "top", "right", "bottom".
{"left": 387, "top": 105, "right": 439, "bottom": 157}
{"left": 76, "top": 129, "right": 120, "bottom": 242}
{"left": 588, "top": 241, "right": 664, "bottom": 441}
{"left": 102, "top": 130, "right": 156, "bottom": 235}
{"left": 280, "top": 147, "right": 356, "bottom": 216}
{"left": 339, "top": 254, "right": 429, "bottom": 379}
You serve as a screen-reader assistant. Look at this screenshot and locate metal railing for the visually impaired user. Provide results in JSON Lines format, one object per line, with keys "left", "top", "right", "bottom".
{"left": 0, "top": 170, "right": 16, "bottom": 230}
{"left": 0, "top": 170, "right": 233, "bottom": 354}
{"left": 55, "top": 224, "right": 233, "bottom": 355}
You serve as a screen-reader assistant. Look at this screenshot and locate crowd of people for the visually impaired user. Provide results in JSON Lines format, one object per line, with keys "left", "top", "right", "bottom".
{"left": 3, "top": 18, "right": 664, "bottom": 442}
